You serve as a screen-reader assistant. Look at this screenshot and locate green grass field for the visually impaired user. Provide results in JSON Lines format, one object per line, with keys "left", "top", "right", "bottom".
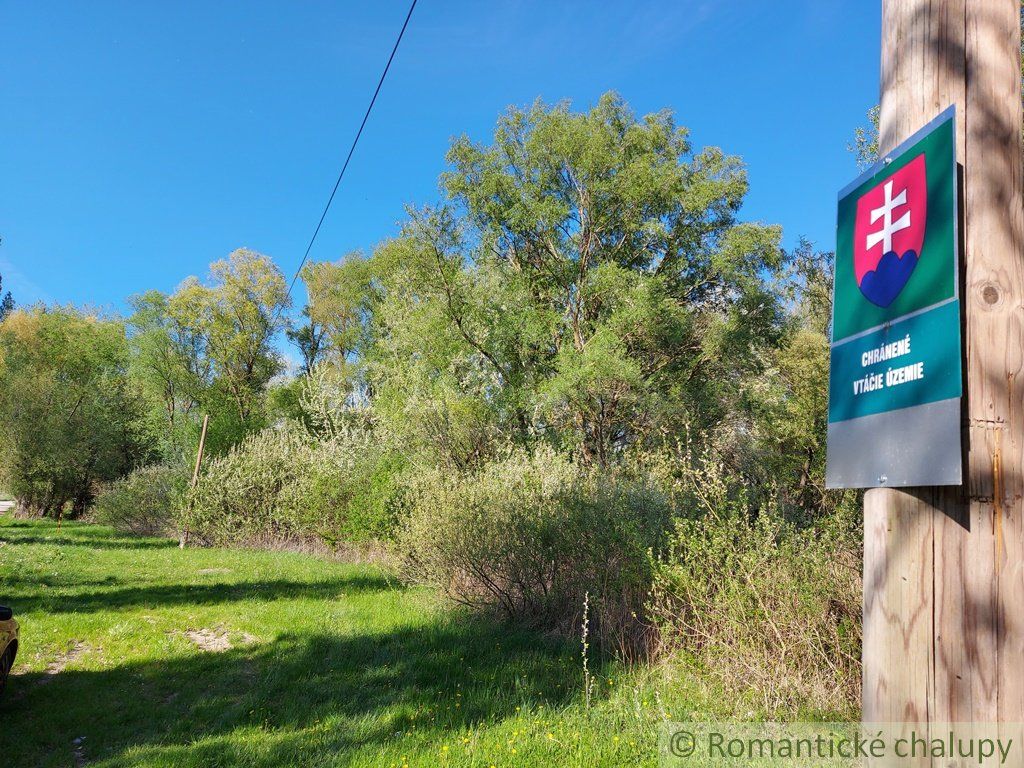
{"left": 0, "top": 517, "right": 726, "bottom": 767}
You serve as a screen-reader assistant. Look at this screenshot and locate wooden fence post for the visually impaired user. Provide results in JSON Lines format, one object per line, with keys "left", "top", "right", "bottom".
{"left": 179, "top": 413, "right": 209, "bottom": 549}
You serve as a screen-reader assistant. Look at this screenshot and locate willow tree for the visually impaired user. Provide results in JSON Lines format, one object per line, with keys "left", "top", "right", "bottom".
{"left": 367, "top": 93, "right": 784, "bottom": 467}
{"left": 128, "top": 248, "right": 289, "bottom": 455}
{"left": 0, "top": 307, "right": 147, "bottom": 516}
{"left": 292, "top": 255, "right": 373, "bottom": 375}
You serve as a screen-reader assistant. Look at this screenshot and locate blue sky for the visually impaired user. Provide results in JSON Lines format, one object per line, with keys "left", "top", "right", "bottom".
{"left": 1, "top": 0, "right": 880, "bottom": 316}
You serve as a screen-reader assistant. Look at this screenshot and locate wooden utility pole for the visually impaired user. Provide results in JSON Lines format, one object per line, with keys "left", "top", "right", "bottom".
{"left": 865, "top": 0, "right": 1024, "bottom": 728}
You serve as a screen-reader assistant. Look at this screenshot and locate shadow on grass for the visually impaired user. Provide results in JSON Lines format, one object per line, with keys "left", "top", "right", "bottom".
{"left": 1, "top": 520, "right": 178, "bottom": 551}
{"left": 0, "top": 573, "right": 123, "bottom": 590}
{"left": 4, "top": 574, "right": 398, "bottom": 616}
{"left": 0, "top": 617, "right": 598, "bottom": 767}
{"left": 0, "top": 533, "right": 179, "bottom": 550}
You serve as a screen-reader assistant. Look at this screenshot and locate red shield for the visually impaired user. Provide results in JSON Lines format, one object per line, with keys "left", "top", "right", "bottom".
{"left": 852, "top": 154, "right": 927, "bottom": 307}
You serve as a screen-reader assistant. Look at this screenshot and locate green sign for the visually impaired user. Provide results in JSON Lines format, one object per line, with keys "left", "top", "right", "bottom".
{"left": 826, "top": 107, "right": 963, "bottom": 489}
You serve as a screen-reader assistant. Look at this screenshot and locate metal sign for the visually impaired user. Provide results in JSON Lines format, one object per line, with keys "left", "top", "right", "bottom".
{"left": 826, "top": 106, "right": 962, "bottom": 489}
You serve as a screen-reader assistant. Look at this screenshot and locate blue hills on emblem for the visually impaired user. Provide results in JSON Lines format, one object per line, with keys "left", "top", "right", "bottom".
{"left": 858, "top": 249, "right": 919, "bottom": 307}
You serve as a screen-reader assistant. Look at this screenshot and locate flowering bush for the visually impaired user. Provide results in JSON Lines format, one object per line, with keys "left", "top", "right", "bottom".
{"left": 180, "top": 420, "right": 403, "bottom": 548}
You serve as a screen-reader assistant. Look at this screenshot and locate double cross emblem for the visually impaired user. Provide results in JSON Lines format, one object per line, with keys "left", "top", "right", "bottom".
{"left": 866, "top": 179, "right": 912, "bottom": 256}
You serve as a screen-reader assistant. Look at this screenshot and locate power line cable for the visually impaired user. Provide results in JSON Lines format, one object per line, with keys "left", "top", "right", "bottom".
{"left": 285, "top": 0, "right": 418, "bottom": 300}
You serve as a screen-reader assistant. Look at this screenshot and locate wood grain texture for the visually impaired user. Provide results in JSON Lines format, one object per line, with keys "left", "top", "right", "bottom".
{"left": 867, "top": 0, "right": 1024, "bottom": 742}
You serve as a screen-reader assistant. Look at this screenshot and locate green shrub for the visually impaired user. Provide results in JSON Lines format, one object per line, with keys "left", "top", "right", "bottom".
{"left": 647, "top": 451, "right": 861, "bottom": 717}
{"left": 91, "top": 463, "right": 188, "bottom": 536}
{"left": 0, "top": 307, "right": 151, "bottom": 517}
{"left": 344, "top": 449, "right": 408, "bottom": 541}
{"left": 180, "top": 420, "right": 404, "bottom": 548}
{"left": 396, "top": 448, "right": 673, "bottom": 658}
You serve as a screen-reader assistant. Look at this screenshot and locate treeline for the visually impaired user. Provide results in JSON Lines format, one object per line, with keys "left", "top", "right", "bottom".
{"left": 0, "top": 93, "right": 860, "bottom": 716}
{"left": 0, "top": 251, "right": 289, "bottom": 514}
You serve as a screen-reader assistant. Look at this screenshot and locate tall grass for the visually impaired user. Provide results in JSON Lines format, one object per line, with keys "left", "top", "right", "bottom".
{"left": 647, "top": 451, "right": 861, "bottom": 717}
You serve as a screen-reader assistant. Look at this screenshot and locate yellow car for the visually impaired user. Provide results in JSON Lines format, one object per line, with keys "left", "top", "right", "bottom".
{"left": 0, "top": 606, "right": 18, "bottom": 697}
